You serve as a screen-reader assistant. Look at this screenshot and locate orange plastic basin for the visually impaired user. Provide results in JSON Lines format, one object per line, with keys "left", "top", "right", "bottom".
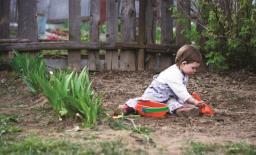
{"left": 135, "top": 101, "right": 169, "bottom": 118}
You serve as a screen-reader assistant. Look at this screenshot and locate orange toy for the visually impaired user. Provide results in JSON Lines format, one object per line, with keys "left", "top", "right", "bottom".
{"left": 192, "top": 92, "right": 214, "bottom": 116}
{"left": 135, "top": 101, "right": 169, "bottom": 118}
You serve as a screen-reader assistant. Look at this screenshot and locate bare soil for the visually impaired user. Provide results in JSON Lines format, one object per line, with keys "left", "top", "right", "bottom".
{"left": 0, "top": 70, "right": 255, "bottom": 154}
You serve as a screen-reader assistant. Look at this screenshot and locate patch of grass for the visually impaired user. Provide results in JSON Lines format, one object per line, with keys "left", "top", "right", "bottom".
{"left": 0, "top": 136, "right": 82, "bottom": 155}
{"left": 108, "top": 118, "right": 130, "bottom": 130}
{"left": 132, "top": 125, "right": 152, "bottom": 135}
{"left": 227, "top": 143, "right": 256, "bottom": 155}
{"left": 0, "top": 114, "right": 21, "bottom": 137}
{"left": 108, "top": 116, "right": 152, "bottom": 135}
{"left": 185, "top": 141, "right": 256, "bottom": 155}
{"left": 0, "top": 136, "right": 143, "bottom": 155}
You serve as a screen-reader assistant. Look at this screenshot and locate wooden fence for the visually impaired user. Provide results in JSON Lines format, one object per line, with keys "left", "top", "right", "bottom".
{"left": 0, "top": 0, "right": 191, "bottom": 72}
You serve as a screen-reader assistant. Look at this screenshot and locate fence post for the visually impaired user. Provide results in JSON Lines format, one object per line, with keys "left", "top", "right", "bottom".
{"left": 0, "top": 0, "right": 11, "bottom": 61}
{"left": 137, "top": 0, "right": 146, "bottom": 71}
{"left": 0, "top": 0, "right": 10, "bottom": 39}
{"left": 89, "top": 0, "right": 100, "bottom": 71}
{"left": 176, "top": 0, "right": 191, "bottom": 46}
{"left": 120, "top": 0, "right": 136, "bottom": 71}
{"left": 159, "top": 0, "right": 174, "bottom": 70}
{"left": 68, "top": 0, "right": 81, "bottom": 71}
{"left": 106, "top": 0, "right": 118, "bottom": 70}
{"left": 145, "top": 0, "right": 158, "bottom": 71}
{"left": 161, "top": 0, "right": 173, "bottom": 44}
{"left": 17, "top": 0, "right": 37, "bottom": 42}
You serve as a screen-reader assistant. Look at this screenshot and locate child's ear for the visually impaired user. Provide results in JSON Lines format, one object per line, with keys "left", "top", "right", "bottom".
{"left": 182, "top": 61, "right": 187, "bottom": 65}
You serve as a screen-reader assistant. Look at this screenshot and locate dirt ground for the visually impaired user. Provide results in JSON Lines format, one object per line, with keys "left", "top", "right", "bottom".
{"left": 0, "top": 69, "right": 255, "bottom": 154}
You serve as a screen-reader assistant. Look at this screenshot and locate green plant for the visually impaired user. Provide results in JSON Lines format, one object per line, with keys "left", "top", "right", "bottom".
{"left": 108, "top": 117, "right": 130, "bottom": 130}
{"left": 0, "top": 114, "right": 21, "bottom": 137}
{"left": 67, "top": 68, "right": 102, "bottom": 128}
{"left": 206, "top": 51, "right": 228, "bottom": 71}
{"left": 172, "top": 0, "right": 256, "bottom": 72}
{"left": 0, "top": 136, "right": 82, "bottom": 155}
{"left": 108, "top": 116, "right": 152, "bottom": 135}
{"left": 11, "top": 52, "right": 48, "bottom": 93}
{"left": 10, "top": 52, "right": 101, "bottom": 127}
{"left": 42, "top": 50, "right": 68, "bottom": 56}
{"left": 0, "top": 135, "right": 144, "bottom": 155}
{"left": 156, "top": 26, "right": 161, "bottom": 44}
{"left": 227, "top": 142, "right": 256, "bottom": 155}
{"left": 185, "top": 141, "right": 256, "bottom": 155}
{"left": 38, "top": 68, "right": 102, "bottom": 127}
{"left": 37, "top": 70, "right": 73, "bottom": 117}
{"left": 81, "top": 22, "right": 90, "bottom": 41}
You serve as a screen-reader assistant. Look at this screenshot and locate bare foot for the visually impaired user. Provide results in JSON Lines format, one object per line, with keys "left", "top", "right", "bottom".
{"left": 113, "top": 104, "right": 135, "bottom": 115}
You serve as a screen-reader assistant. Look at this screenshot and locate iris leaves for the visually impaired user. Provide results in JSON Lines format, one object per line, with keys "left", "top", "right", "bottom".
{"left": 11, "top": 53, "right": 101, "bottom": 128}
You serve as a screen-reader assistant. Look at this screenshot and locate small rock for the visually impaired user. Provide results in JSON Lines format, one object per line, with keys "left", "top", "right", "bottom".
{"left": 1, "top": 78, "right": 7, "bottom": 83}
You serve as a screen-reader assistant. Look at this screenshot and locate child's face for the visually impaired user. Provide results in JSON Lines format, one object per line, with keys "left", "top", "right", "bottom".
{"left": 180, "top": 61, "right": 200, "bottom": 75}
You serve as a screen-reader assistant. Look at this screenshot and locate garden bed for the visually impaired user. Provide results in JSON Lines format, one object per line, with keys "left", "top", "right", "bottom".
{"left": 0, "top": 70, "right": 256, "bottom": 154}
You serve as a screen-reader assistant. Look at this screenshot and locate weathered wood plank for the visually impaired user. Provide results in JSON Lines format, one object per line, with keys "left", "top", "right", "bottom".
{"left": 68, "top": 0, "right": 81, "bottom": 71}
{"left": 0, "top": 41, "right": 178, "bottom": 52}
{"left": 105, "top": 50, "right": 119, "bottom": 70}
{"left": 120, "top": 0, "right": 136, "bottom": 71}
{"left": 105, "top": 0, "right": 118, "bottom": 70}
{"left": 145, "top": 0, "right": 157, "bottom": 71}
{"left": 89, "top": 0, "right": 100, "bottom": 71}
{"left": 159, "top": 0, "right": 174, "bottom": 70}
{"left": 176, "top": 0, "right": 191, "bottom": 46}
{"left": 145, "top": 0, "right": 157, "bottom": 44}
{"left": 160, "top": 0, "right": 173, "bottom": 44}
{"left": 159, "top": 53, "right": 173, "bottom": 70}
{"left": 0, "top": 0, "right": 10, "bottom": 39}
{"left": 17, "top": 0, "right": 37, "bottom": 41}
{"left": 145, "top": 53, "right": 157, "bottom": 71}
{"left": 0, "top": 0, "right": 11, "bottom": 65}
{"left": 106, "top": 0, "right": 118, "bottom": 43}
{"left": 0, "top": 41, "right": 106, "bottom": 51}
{"left": 137, "top": 0, "right": 146, "bottom": 71}
{"left": 0, "top": 39, "right": 29, "bottom": 43}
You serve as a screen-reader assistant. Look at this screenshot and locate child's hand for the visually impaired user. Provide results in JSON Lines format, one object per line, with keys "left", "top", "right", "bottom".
{"left": 195, "top": 100, "right": 205, "bottom": 107}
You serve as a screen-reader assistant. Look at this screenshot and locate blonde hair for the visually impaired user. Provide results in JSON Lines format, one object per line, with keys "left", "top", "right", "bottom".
{"left": 175, "top": 45, "right": 202, "bottom": 66}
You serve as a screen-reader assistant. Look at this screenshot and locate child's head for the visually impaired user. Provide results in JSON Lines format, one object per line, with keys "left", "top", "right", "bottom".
{"left": 175, "top": 45, "right": 202, "bottom": 75}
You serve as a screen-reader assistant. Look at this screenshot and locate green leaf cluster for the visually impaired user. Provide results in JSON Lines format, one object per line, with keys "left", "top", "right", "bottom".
{"left": 11, "top": 52, "right": 48, "bottom": 93}
{"left": 11, "top": 53, "right": 102, "bottom": 128}
{"left": 0, "top": 114, "right": 21, "bottom": 137}
{"left": 173, "top": 0, "right": 256, "bottom": 72}
{"left": 185, "top": 141, "right": 256, "bottom": 155}
{"left": 37, "top": 68, "right": 102, "bottom": 128}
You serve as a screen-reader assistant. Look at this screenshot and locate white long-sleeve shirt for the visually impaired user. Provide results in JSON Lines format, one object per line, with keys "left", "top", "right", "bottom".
{"left": 141, "top": 64, "right": 191, "bottom": 104}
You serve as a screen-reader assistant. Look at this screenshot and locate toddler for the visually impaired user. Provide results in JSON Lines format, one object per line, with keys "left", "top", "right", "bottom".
{"left": 119, "top": 44, "right": 205, "bottom": 117}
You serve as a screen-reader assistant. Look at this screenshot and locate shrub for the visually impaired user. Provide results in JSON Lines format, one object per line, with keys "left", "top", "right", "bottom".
{"left": 172, "top": 1, "right": 256, "bottom": 72}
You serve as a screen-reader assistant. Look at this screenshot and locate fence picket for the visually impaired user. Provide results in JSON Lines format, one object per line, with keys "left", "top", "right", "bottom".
{"left": 120, "top": 0, "right": 136, "bottom": 71}
{"left": 0, "top": 0, "right": 183, "bottom": 72}
{"left": 68, "top": 0, "right": 81, "bottom": 71}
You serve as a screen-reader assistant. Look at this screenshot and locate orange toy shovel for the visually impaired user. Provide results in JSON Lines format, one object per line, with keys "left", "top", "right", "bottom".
{"left": 192, "top": 92, "right": 214, "bottom": 116}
